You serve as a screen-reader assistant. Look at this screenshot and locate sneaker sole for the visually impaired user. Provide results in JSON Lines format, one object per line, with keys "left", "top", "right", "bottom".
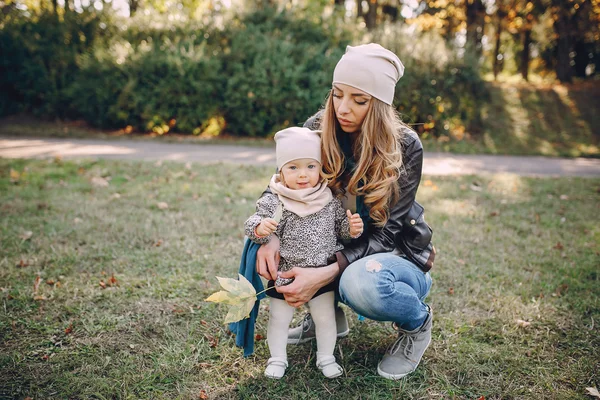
{"left": 287, "top": 328, "right": 350, "bottom": 345}
{"left": 376, "top": 336, "right": 432, "bottom": 380}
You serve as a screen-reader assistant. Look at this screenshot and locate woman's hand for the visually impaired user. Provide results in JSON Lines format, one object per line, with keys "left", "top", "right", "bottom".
{"left": 276, "top": 262, "right": 340, "bottom": 308}
{"left": 256, "top": 235, "right": 280, "bottom": 281}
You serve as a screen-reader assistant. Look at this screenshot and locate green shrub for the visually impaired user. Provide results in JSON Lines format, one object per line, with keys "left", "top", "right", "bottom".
{"left": 0, "top": 9, "right": 106, "bottom": 117}
{"left": 1, "top": 7, "right": 488, "bottom": 139}
{"left": 219, "top": 7, "right": 349, "bottom": 136}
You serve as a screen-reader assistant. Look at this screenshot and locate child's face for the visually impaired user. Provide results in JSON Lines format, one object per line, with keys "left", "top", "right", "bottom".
{"left": 280, "top": 158, "right": 321, "bottom": 190}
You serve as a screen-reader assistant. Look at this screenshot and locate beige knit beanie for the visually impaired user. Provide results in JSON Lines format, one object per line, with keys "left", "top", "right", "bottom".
{"left": 274, "top": 127, "right": 321, "bottom": 169}
{"left": 333, "top": 43, "right": 404, "bottom": 105}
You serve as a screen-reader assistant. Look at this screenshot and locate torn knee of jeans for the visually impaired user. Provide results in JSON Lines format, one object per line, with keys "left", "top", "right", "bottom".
{"left": 365, "top": 259, "right": 382, "bottom": 273}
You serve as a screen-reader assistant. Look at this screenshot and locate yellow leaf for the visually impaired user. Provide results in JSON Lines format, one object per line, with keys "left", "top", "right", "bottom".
{"left": 10, "top": 169, "right": 20, "bottom": 183}
{"left": 205, "top": 290, "right": 238, "bottom": 305}
{"left": 216, "top": 275, "right": 255, "bottom": 298}
{"left": 157, "top": 202, "right": 169, "bottom": 209}
{"left": 205, "top": 275, "right": 258, "bottom": 324}
{"left": 224, "top": 295, "right": 256, "bottom": 324}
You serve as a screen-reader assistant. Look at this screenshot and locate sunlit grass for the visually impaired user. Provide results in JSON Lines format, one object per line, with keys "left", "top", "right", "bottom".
{"left": 0, "top": 159, "right": 598, "bottom": 399}
{"left": 423, "top": 81, "right": 600, "bottom": 158}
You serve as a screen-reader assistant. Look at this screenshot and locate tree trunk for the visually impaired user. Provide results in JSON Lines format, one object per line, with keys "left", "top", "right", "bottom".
{"left": 466, "top": 0, "right": 485, "bottom": 58}
{"left": 365, "top": 0, "right": 377, "bottom": 30}
{"left": 493, "top": 17, "right": 503, "bottom": 80}
{"left": 129, "top": 0, "right": 139, "bottom": 16}
{"left": 520, "top": 28, "right": 531, "bottom": 81}
{"left": 573, "top": 40, "right": 588, "bottom": 78}
{"left": 554, "top": 6, "right": 573, "bottom": 83}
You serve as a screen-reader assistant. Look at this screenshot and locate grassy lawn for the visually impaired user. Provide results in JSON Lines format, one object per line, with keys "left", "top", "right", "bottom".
{"left": 421, "top": 82, "right": 600, "bottom": 158}
{"left": 1, "top": 158, "right": 599, "bottom": 399}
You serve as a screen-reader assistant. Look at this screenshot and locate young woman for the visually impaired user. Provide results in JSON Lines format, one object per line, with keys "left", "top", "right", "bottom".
{"left": 256, "top": 43, "right": 436, "bottom": 380}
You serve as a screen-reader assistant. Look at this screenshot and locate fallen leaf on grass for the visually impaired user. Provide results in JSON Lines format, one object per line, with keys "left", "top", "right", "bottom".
{"left": 553, "top": 242, "right": 564, "bottom": 250}
{"left": 10, "top": 169, "right": 22, "bottom": 184}
{"left": 516, "top": 319, "right": 531, "bottom": 328}
{"left": 554, "top": 284, "right": 569, "bottom": 297}
{"left": 111, "top": 193, "right": 121, "bottom": 199}
{"left": 199, "top": 389, "right": 209, "bottom": 399}
{"left": 108, "top": 274, "right": 118, "bottom": 286}
{"left": 205, "top": 335, "right": 219, "bottom": 348}
{"left": 16, "top": 260, "right": 29, "bottom": 268}
{"left": 559, "top": 194, "right": 569, "bottom": 200}
{"left": 33, "top": 276, "right": 41, "bottom": 294}
{"left": 33, "top": 295, "right": 47, "bottom": 301}
{"left": 448, "top": 287, "right": 454, "bottom": 295}
{"left": 255, "top": 334, "right": 264, "bottom": 341}
{"left": 489, "top": 211, "right": 500, "bottom": 217}
{"left": 91, "top": 177, "right": 109, "bottom": 187}
{"left": 99, "top": 280, "right": 106, "bottom": 289}
{"left": 65, "top": 324, "right": 73, "bottom": 334}
{"left": 586, "top": 387, "right": 600, "bottom": 398}
{"left": 157, "top": 202, "right": 169, "bottom": 210}
{"left": 470, "top": 182, "right": 483, "bottom": 192}
{"left": 205, "top": 274, "right": 260, "bottom": 324}
{"left": 46, "top": 279, "right": 55, "bottom": 286}
{"left": 20, "top": 231, "right": 33, "bottom": 241}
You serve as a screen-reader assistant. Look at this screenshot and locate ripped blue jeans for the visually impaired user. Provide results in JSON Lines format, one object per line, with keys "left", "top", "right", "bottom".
{"left": 338, "top": 253, "right": 432, "bottom": 331}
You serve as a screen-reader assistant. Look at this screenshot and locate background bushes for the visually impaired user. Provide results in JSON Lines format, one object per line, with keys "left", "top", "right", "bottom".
{"left": 0, "top": 7, "right": 488, "bottom": 138}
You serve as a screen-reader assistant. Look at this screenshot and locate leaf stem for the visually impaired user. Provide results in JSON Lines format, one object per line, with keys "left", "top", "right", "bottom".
{"left": 255, "top": 286, "right": 275, "bottom": 297}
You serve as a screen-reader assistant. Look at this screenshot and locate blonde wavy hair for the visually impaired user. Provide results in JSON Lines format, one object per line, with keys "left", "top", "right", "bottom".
{"left": 319, "top": 92, "right": 406, "bottom": 227}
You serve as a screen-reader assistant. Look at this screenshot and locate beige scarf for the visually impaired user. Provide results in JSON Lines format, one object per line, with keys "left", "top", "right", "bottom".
{"left": 269, "top": 174, "right": 333, "bottom": 217}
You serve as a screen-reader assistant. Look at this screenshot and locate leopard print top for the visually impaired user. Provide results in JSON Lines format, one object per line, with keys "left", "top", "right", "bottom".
{"left": 245, "top": 193, "right": 352, "bottom": 284}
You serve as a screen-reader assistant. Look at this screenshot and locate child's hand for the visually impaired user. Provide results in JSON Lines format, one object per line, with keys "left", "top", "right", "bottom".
{"left": 347, "top": 210, "right": 364, "bottom": 238}
{"left": 256, "top": 218, "right": 279, "bottom": 237}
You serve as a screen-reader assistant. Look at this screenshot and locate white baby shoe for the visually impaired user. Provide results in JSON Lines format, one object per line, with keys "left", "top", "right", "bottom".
{"left": 264, "top": 357, "right": 288, "bottom": 379}
{"left": 316, "top": 355, "right": 343, "bottom": 378}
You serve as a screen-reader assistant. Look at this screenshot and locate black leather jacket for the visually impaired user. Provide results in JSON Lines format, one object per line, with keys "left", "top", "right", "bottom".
{"left": 303, "top": 112, "right": 435, "bottom": 273}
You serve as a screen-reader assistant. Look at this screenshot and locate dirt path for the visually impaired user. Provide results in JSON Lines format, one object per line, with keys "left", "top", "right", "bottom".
{"left": 1, "top": 136, "right": 599, "bottom": 177}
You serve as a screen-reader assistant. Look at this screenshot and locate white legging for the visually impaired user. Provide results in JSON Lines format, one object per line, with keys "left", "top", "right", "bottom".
{"left": 267, "top": 291, "right": 336, "bottom": 361}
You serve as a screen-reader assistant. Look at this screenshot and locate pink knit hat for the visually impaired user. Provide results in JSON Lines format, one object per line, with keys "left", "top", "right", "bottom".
{"left": 333, "top": 43, "right": 404, "bottom": 105}
{"left": 274, "top": 127, "right": 321, "bottom": 169}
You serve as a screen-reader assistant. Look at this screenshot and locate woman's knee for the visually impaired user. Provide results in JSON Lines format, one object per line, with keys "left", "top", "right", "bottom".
{"left": 339, "top": 258, "right": 387, "bottom": 314}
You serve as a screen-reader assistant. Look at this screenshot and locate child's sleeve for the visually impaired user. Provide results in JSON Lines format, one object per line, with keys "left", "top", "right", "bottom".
{"left": 334, "top": 199, "right": 353, "bottom": 241}
{"left": 244, "top": 194, "right": 279, "bottom": 244}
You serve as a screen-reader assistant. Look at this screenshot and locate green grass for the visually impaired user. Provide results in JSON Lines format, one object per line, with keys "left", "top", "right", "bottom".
{"left": 1, "top": 159, "right": 599, "bottom": 399}
{"left": 421, "top": 82, "right": 600, "bottom": 158}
